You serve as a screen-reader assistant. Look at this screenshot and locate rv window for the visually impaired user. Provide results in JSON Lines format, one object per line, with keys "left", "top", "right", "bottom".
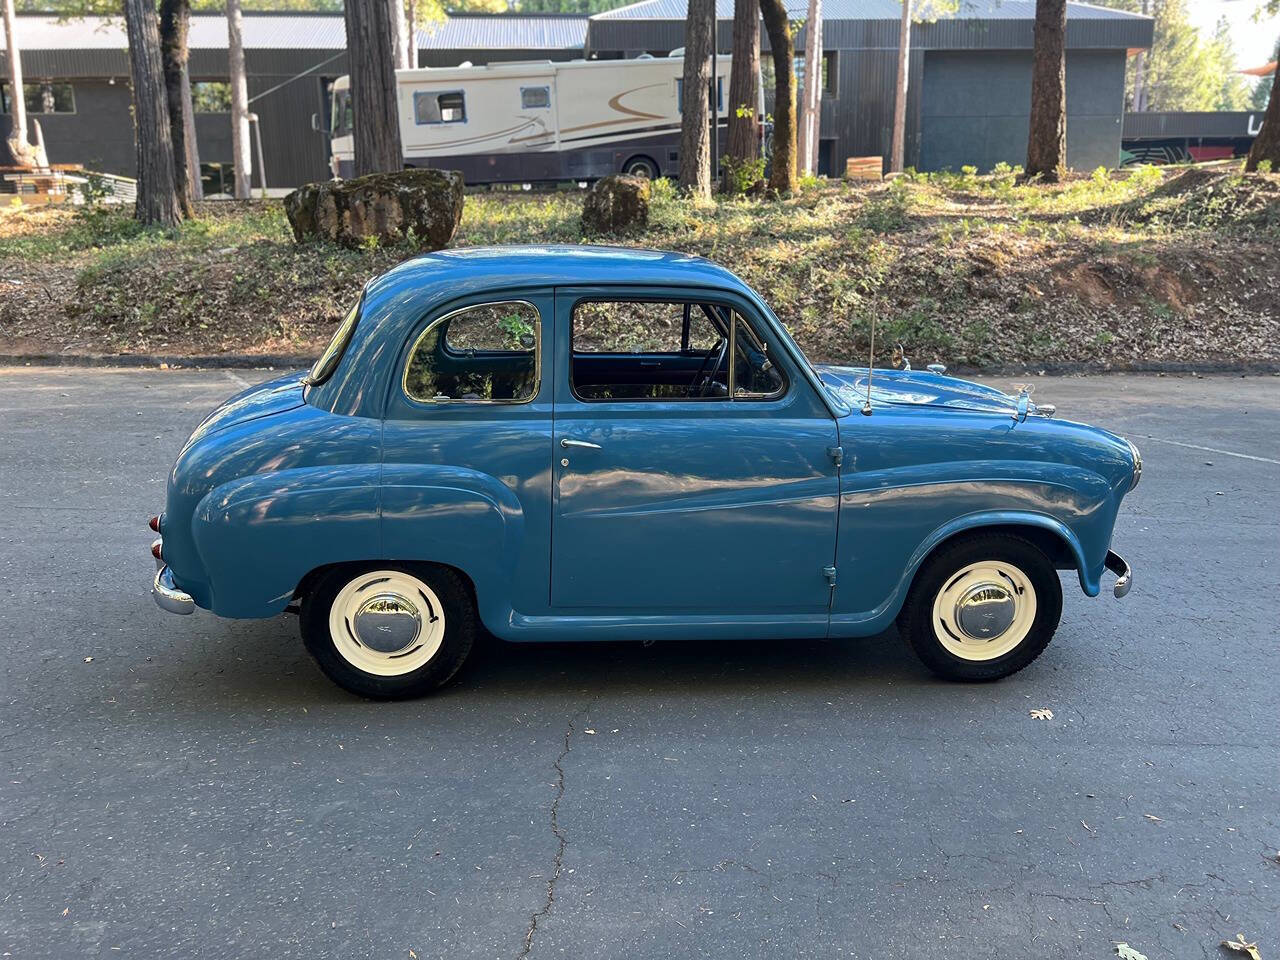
{"left": 414, "top": 90, "right": 467, "bottom": 125}
{"left": 521, "top": 86, "right": 550, "bottom": 110}
{"left": 675, "top": 77, "right": 723, "bottom": 114}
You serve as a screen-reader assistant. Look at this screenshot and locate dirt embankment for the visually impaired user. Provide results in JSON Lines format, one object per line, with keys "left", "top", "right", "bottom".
{"left": 2, "top": 167, "right": 1279, "bottom": 371}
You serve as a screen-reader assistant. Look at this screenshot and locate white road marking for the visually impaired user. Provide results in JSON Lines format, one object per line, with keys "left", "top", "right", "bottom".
{"left": 1143, "top": 435, "right": 1280, "bottom": 466}
{"left": 222, "top": 370, "right": 251, "bottom": 389}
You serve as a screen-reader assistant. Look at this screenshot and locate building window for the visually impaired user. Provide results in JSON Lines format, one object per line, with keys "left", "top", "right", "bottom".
{"left": 676, "top": 77, "right": 724, "bottom": 114}
{"left": 414, "top": 90, "right": 466, "bottom": 125}
{"left": 520, "top": 86, "right": 550, "bottom": 110}
{"left": 1, "top": 81, "right": 75, "bottom": 115}
{"left": 822, "top": 51, "right": 837, "bottom": 95}
{"left": 191, "top": 81, "right": 231, "bottom": 113}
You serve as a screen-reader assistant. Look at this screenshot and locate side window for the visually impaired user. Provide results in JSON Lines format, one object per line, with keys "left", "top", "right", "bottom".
{"left": 414, "top": 90, "right": 466, "bottom": 125}
{"left": 570, "top": 300, "right": 785, "bottom": 402}
{"left": 521, "top": 86, "right": 551, "bottom": 110}
{"left": 404, "top": 301, "right": 539, "bottom": 402}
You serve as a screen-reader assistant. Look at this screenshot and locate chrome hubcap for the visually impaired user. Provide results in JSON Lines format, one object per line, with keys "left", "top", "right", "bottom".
{"left": 954, "top": 582, "right": 1016, "bottom": 640}
{"left": 328, "top": 570, "right": 447, "bottom": 677}
{"left": 352, "top": 593, "right": 422, "bottom": 654}
{"left": 931, "top": 561, "right": 1037, "bottom": 662}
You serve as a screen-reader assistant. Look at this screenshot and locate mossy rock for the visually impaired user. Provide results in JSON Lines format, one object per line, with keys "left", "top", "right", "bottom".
{"left": 581, "top": 175, "right": 651, "bottom": 234}
{"left": 283, "top": 169, "right": 465, "bottom": 249}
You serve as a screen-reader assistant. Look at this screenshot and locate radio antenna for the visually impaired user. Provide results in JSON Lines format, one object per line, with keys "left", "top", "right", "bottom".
{"left": 862, "top": 313, "right": 876, "bottom": 416}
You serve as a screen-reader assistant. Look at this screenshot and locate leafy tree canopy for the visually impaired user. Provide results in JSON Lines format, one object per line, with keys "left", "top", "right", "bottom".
{"left": 1094, "top": 0, "right": 1258, "bottom": 111}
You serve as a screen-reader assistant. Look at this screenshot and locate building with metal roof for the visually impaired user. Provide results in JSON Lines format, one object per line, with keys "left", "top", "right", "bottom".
{"left": 587, "top": 0, "right": 1153, "bottom": 174}
{"left": 1, "top": 12, "right": 587, "bottom": 189}
{"left": 2, "top": 4, "right": 1150, "bottom": 188}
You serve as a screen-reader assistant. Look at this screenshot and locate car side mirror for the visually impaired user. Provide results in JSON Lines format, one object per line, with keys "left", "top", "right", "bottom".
{"left": 1014, "top": 391, "right": 1030, "bottom": 423}
{"left": 311, "top": 112, "right": 330, "bottom": 134}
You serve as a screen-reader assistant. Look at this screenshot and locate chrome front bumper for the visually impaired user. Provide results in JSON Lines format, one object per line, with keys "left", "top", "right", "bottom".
{"left": 152, "top": 542, "right": 195, "bottom": 615}
{"left": 1104, "top": 550, "right": 1132, "bottom": 599}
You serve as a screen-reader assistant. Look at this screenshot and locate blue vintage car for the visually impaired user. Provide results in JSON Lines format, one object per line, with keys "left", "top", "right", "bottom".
{"left": 150, "top": 246, "right": 1139, "bottom": 698}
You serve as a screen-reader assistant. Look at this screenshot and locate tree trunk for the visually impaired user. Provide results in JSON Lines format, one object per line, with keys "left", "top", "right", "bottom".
{"left": 724, "top": 0, "right": 760, "bottom": 189}
{"left": 798, "top": 0, "right": 822, "bottom": 176}
{"left": 1245, "top": 61, "right": 1280, "bottom": 171}
{"left": 388, "top": 0, "right": 409, "bottom": 70}
{"left": 759, "top": 0, "right": 795, "bottom": 193}
{"left": 1130, "top": 0, "right": 1148, "bottom": 112}
{"left": 123, "top": 0, "right": 182, "bottom": 226}
{"left": 679, "top": 0, "right": 713, "bottom": 198}
{"left": 406, "top": 0, "right": 418, "bottom": 70}
{"left": 159, "top": 0, "right": 196, "bottom": 217}
{"left": 2, "top": 0, "right": 35, "bottom": 165}
{"left": 1025, "top": 0, "right": 1067, "bottom": 182}
{"left": 180, "top": 65, "right": 202, "bottom": 200}
{"left": 344, "top": 0, "right": 404, "bottom": 176}
{"left": 889, "top": 0, "right": 910, "bottom": 172}
{"left": 226, "top": 0, "right": 251, "bottom": 198}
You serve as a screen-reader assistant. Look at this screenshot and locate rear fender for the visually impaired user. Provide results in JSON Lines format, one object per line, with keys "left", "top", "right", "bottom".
{"left": 192, "top": 465, "right": 380, "bottom": 618}
{"left": 379, "top": 464, "right": 525, "bottom": 630}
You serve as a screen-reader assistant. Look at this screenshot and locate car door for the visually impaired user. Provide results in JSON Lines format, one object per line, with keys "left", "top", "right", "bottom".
{"left": 380, "top": 292, "right": 555, "bottom": 624}
{"left": 550, "top": 286, "right": 839, "bottom": 633}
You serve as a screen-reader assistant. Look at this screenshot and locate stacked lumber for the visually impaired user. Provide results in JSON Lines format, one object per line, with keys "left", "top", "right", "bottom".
{"left": 845, "top": 156, "right": 884, "bottom": 180}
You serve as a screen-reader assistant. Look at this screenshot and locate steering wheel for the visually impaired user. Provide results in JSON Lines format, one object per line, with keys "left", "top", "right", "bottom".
{"left": 689, "top": 338, "right": 729, "bottom": 397}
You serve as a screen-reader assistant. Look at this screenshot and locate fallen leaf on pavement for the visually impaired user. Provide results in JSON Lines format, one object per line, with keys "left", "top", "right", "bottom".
{"left": 1030, "top": 708, "right": 1053, "bottom": 720}
{"left": 1143, "top": 814, "right": 1164, "bottom": 822}
{"left": 1115, "top": 943, "right": 1148, "bottom": 960}
{"left": 1222, "top": 934, "right": 1262, "bottom": 960}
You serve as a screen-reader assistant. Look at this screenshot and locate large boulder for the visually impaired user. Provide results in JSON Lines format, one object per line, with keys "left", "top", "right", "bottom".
{"left": 283, "top": 169, "right": 464, "bottom": 249}
{"left": 581, "top": 175, "right": 650, "bottom": 234}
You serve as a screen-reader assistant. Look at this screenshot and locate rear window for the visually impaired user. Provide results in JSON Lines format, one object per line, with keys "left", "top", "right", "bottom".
{"left": 304, "top": 297, "right": 361, "bottom": 387}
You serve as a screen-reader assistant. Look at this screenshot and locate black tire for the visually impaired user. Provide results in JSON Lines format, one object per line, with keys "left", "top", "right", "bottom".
{"left": 300, "top": 562, "right": 476, "bottom": 699}
{"left": 622, "top": 155, "right": 660, "bottom": 179}
{"left": 897, "top": 533, "right": 1062, "bottom": 682}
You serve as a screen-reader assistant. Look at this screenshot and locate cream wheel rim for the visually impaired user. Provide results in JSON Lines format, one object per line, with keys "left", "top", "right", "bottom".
{"left": 329, "top": 570, "right": 445, "bottom": 676}
{"left": 931, "top": 561, "right": 1037, "bottom": 661}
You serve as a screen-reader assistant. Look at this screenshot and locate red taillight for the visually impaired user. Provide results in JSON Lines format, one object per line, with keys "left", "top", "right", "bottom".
{"left": 151, "top": 539, "right": 163, "bottom": 560}
{"left": 148, "top": 515, "right": 161, "bottom": 533}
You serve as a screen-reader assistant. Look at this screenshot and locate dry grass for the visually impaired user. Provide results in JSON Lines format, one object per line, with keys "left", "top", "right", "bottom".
{"left": 2, "top": 164, "right": 1279, "bottom": 369}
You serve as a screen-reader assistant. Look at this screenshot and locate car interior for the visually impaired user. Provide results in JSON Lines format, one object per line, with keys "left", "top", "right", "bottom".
{"left": 402, "top": 298, "right": 785, "bottom": 403}
{"left": 570, "top": 299, "right": 785, "bottom": 402}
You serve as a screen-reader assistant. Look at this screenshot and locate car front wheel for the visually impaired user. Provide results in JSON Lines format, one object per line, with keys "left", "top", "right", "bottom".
{"left": 300, "top": 563, "right": 476, "bottom": 699}
{"left": 898, "top": 533, "right": 1062, "bottom": 681}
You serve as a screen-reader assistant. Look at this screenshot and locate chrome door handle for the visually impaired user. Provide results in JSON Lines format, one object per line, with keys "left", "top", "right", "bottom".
{"left": 560, "top": 438, "right": 601, "bottom": 450}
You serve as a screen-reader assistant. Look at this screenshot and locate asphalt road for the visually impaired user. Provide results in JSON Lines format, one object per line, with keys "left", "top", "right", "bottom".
{"left": 0, "top": 367, "right": 1276, "bottom": 960}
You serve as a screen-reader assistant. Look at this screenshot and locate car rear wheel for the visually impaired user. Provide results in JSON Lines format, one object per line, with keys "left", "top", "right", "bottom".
{"left": 898, "top": 533, "right": 1062, "bottom": 681}
{"left": 300, "top": 563, "right": 475, "bottom": 699}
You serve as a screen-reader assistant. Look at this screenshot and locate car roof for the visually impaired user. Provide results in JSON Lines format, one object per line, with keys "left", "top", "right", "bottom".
{"left": 368, "top": 244, "right": 755, "bottom": 300}
{"left": 307, "top": 244, "right": 803, "bottom": 419}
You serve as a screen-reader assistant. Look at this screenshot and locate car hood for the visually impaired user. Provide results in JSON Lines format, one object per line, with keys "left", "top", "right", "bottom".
{"left": 186, "top": 372, "right": 307, "bottom": 445}
{"left": 816, "top": 365, "right": 1023, "bottom": 416}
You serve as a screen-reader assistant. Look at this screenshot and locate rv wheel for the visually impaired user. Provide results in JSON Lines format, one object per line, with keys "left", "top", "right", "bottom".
{"left": 622, "top": 155, "right": 659, "bottom": 179}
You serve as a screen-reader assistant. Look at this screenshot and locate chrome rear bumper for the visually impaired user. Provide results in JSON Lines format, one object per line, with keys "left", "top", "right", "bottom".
{"left": 152, "top": 542, "right": 194, "bottom": 616}
{"left": 1104, "top": 550, "right": 1132, "bottom": 599}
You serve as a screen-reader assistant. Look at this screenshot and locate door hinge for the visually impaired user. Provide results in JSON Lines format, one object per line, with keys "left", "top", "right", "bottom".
{"left": 827, "top": 445, "right": 844, "bottom": 468}
{"left": 822, "top": 565, "right": 837, "bottom": 587}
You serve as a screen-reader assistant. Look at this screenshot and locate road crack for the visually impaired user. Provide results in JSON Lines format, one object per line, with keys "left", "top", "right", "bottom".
{"left": 519, "top": 710, "right": 583, "bottom": 959}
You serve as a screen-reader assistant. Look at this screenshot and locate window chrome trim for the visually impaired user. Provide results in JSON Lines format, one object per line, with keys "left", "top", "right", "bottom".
{"left": 401, "top": 299, "right": 541, "bottom": 406}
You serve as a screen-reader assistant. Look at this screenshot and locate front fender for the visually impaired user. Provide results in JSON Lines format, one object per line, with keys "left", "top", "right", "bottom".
{"left": 192, "top": 464, "right": 381, "bottom": 618}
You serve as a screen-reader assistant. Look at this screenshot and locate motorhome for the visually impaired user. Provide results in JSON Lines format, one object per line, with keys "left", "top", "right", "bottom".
{"left": 325, "top": 55, "right": 733, "bottom": 184}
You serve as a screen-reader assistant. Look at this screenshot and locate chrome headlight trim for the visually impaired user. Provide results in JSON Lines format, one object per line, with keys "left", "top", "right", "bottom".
{"left": 1125, "top": 438, "right": 1142, "bottom": 490}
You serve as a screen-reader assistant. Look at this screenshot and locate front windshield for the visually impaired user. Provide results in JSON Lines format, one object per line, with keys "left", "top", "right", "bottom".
{"left": 304, "top": 296, "right": 361, "bottom": 386}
